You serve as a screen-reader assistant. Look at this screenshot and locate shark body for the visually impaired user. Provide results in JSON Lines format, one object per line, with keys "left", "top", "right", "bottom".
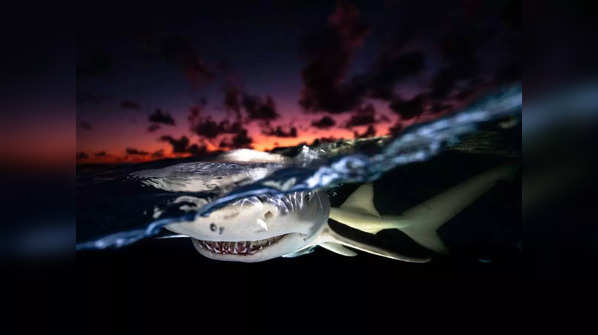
{"left": 136, "top": 149, "right": 517, "bottom": 263}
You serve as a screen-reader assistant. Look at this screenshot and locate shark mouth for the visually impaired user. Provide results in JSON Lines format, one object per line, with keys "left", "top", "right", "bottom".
{"left": 194, "top": 234, "right": 289, "bottom": 255}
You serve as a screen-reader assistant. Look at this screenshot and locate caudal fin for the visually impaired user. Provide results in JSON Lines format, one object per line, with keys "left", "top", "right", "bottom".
{"left": 329, "top": 164, "right": 519, "bottom": 254}
{"left": 396, "top": 163, "right": 519, "bottom": 253}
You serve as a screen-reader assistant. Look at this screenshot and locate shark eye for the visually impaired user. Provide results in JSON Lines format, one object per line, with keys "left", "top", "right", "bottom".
{"left": 264, "top": 211, "right": 273, "bottom": 220}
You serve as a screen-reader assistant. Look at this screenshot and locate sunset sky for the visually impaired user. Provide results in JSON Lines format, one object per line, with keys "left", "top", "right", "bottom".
{"left": 76, "top": 0, "right": 520, "bottom": 163}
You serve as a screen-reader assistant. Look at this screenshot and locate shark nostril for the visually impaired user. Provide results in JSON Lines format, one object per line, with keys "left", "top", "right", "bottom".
{"left": 264, "top": 211, "right": 273, "bottom": 220}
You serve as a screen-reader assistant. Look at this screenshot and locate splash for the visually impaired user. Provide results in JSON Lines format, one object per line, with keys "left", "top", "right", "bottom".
{"left": 77, "top": 83, "right": 521, "bottom": 250}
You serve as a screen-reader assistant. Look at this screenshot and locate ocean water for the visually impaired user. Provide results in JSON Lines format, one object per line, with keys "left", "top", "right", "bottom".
{"left": 76, "top": 83, "right": 521, "bottom": 261}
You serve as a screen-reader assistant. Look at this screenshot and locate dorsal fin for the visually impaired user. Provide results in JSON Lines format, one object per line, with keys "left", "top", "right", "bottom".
{"left": 340, "top": 183, "right": 380, "bottom": 217}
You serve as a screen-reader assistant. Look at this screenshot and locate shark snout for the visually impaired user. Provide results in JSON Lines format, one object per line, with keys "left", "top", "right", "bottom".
{"left": 165, "top": 201, "right": 308, "bottom": 242}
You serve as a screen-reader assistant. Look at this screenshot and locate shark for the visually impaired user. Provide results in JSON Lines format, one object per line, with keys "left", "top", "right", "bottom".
{"left": 138, "top": 149, "right": 518, "bottom": 263}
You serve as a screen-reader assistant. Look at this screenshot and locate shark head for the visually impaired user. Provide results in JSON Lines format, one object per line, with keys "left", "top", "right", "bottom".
{"left": 165, "top": 191, "right": 330, "bottom": 262}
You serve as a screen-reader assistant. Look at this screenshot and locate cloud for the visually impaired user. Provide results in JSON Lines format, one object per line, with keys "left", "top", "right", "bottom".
{"left": 366, "top": 51, "right": 426, "bottom": 100}
{"left": 262, "top": 125, "right": 298, "bottom": 138}
{"left": 311, "top": 116, "right": 336, "bottom": 129}
{"left": 121, "top": 100, "right": 141, "bottom": 110}
{"left": 126, "top": 148, "right": 149, "bottom": 156}
{"left": 159, "top": 135, "right": 207, "bottom": 156}
{"left": 94, "top": 151, "right": 107, "bottom": 157}
{"left": 232, "top": 129, "right": 253, "bottom": 148}
{"left": 353, "top": 125, "right": 376, "bottom": 138}
{"left": 149, "top": 109, "right": 176, "bottom": 126}
{"left": 188, "top": 104, "right": 254, "bottom": 148}
{"left": 151, "top": 149, "right": 164, "bottom": 158}
{"left": 76, "top": 152, "right": 89, "bottom": 160}
{"left": 159, "top": 135, "right": 190, "bottom": 153}
{"left": 191, "top": 118, "right": 244, "bottom": 139}
{"left": 187, "top": 144, "right": 208, "bottom": 156}
{"left": 219, "top": 129, "right": 253, "bottom": 149}
{"left": 389, "top": 94, "right": 425, "bottom": 120}
{"left": 344, "top": 104, "right": 376, "bottom": 128}
{"left": 299, "top": 1, "right": 369, "bottom": 113}
{"left": 297, "top": 1, "right": 520, "bottom": 119}
{"left": 223, "top": 83, "right": 242, "bottom": 119}
{"left": 378, "top": 114, "right": 391, "bottom": 123}
{"left": 147, "top": 124, "right": 161, "bottom": 132}
{"left": 242, "top": 95, "right": 279, "bottom": 121}
{"left": 78, "top": 120, "right": 93, "bottom": 131}
{"left": 389, "top": 123, "right": 403, "bottom": 135}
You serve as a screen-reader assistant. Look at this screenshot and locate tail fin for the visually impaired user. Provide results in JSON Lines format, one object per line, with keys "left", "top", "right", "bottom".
{"left": 395, "top": 163, "right": 518, "bottom": 253}
{"left": 329, "top": 164, "right": 519, "bottom": 254}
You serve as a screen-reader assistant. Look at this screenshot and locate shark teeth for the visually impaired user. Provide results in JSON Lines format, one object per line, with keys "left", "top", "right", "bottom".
{"left": 196, "top": 235, "right": 286, "bottom": 256}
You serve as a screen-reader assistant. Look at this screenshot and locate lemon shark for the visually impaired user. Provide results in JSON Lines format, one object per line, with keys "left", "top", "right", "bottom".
{"left": 140, "top": 149, "right": 517, "bottom": 263}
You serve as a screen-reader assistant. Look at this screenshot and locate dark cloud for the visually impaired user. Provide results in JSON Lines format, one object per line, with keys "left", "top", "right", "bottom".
{"left": 147, "top": 124, "right": 161, "bottom": 132}
{"left": 149, "top": 109, "right": 176, "bottom": 126}
{"left": 78, "top": 120, "right": 93, "bottom": 131}
{"left": 121, "top": 100, "right": 141, "bottom": 110}
{"left": 159, "top": 135, "right": 207, "bottom": 156}
{"left": 242, "top": 95, "right": 279, "bottom": 121}
{"left": 366, "top": 51, "right": 425, "bottom": 100}
{"left": 344, "top": 104, "right": 376, "bottom": 128}
{"left": 94, "top": 151, "right": 107, "bottom": 157}
{"left": 389, "top": 95, "right": 425, "bottom": 120}
{"left": 299, "top": 1, "right": 369, "bottom": 113}
{"left": 378, "top": 114, "right": 391, "bottom": 123}
{"left": 188, "top": 104, "right": 254, "bottom": 147}
{"left": 223, "top": 84, "right": 242, "bottom": 119}
{"left": 151, "top": 149, "right": 164, "bottom": 158}
{"left": 311, "top": 116, "right": 336, "bottom": 129}
{"left": 389, "top": 123, "right": 403, "bottom": 136}
{"left": 262, "top": 125, "right": 298, "bottom": 138}
{"left": 159, "top": 135, "right": 190, "bottom": 153}
{"left": 126, "top": 148, "right": 149, "bottom": 156}
{"left": 76, "top": 152, "right": 89, "bottom": 160}
{"left": 219, "top": 129, "right": 253, "bottom": 149}
{"left": 191, "top": 117, "right": 243, "bottom": 139}
{"left": 297, "top": 1, "right": 520, "bottom": 118}
{"left": 160, "top": 34, "right": 214, "bottom": 89}
{"left": 353, "top": 125, "right": 376, "bottom": 139}
{"left": 187, "top": 144, "right": 208, "bottom": 156}
{"left": 190, "top": 118, "right": 221, "bottom": 139}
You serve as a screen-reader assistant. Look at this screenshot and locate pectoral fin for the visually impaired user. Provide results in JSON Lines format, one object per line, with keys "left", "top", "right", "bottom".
{"left": 316, "top": 225, "right": 430, "bottom": 263}
{"left": 319, "top": 242, "right": 358, "bottom": 257}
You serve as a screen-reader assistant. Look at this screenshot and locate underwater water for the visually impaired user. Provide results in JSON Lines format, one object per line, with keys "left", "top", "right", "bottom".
{"left": 76, "top": 84, "right": 521, "bottom": 259}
